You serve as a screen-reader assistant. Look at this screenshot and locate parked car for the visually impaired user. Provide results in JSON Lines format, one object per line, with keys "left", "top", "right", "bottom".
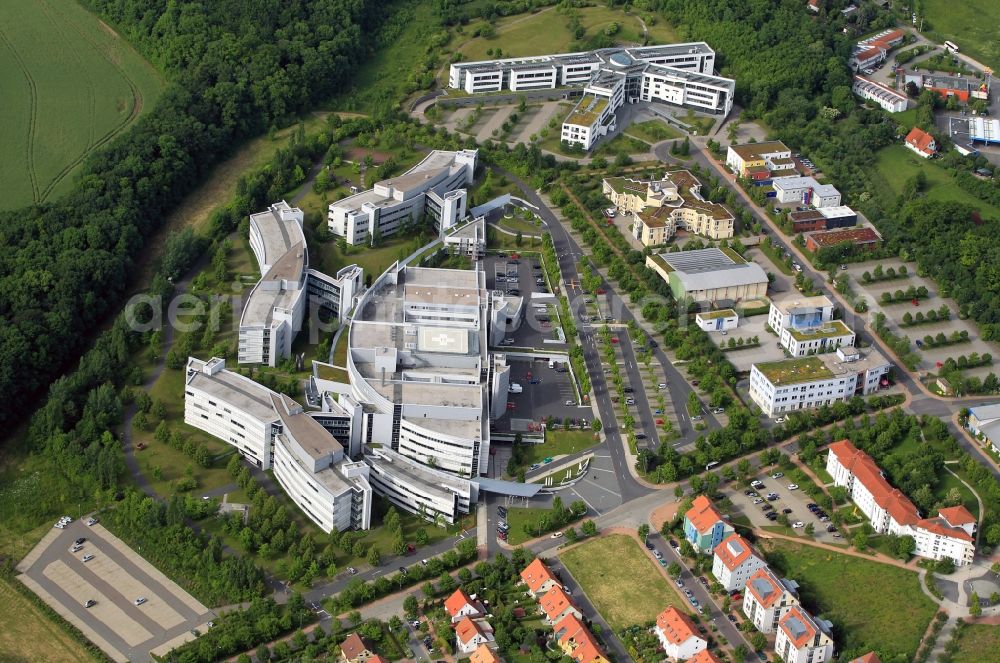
{"left": 81, "top": 554, "right": 94, "bottom": 562}
{"left": 771, "top": 472, "right": 784, "bottom": 479}
{"left": 788, "top": 484, "right": 799, "bottom": 490}
{"left": 134, "top": 597, "right": 147, "bottom": 606}
{"left": 551, "top": 531, "right": 564, "bottom": 539}
{"left": 83, "top": 599, "right": 96, "bottom": 609}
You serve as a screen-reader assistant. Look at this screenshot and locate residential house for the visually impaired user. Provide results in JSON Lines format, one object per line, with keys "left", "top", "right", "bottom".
{"left": 540, "top": 586, "right": 582, "bottom": 625}
{"left": 470, "top": 643, "right": 503, "bottom": 663}
{"left": 689, "top": 651, "right": 724, "bottom": 663}
{"left": 684, "top": 495, "right": 735, "bottom": 554}
{"left": 340, "top": 633, "right": 374, "bottom": 663}
{"left": 904, "top": 127, "right": 936, "bottom": 158}
{"left": 775, "top": 606, "right": 835, "bottom": 663}
{"left": 742, "top": 567, "right": 800, "bottom": 633}
{"left": 554, "top": 614, "right": 609, "bottom": 663}
{"left": 847, "top": 653, "right": 882, "bottom": 663}
{"left": 521, "top": 558, "right": 560, "bottom": 597}
{"left": 712, "top": 533, "right": 768, "bottom": 592}
{"left": 654, "top": 606, "right": 708, "bottom": 660}
{"left": 445, "top": 588, "right": 485, "bottom": 623}
{"left": 455, "top": 617, "right": 495, "bottom": 654}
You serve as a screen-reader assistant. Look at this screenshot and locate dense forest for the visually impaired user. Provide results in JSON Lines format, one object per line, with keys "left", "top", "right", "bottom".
{"left": 0, "top": 0, "right": 380, "bottom": 428}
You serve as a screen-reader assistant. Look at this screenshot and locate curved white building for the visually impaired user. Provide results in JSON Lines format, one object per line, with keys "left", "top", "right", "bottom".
{"left": 239, "top": 201, "right": 362, "bottom": 366}
{"left": 184, "top": 357, "right": 372, "bottom": 532}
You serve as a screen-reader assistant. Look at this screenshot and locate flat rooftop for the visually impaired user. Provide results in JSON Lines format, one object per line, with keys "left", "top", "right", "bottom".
{"left": 249, "top": 201, "right": 305, "bottom": 270}
{"left": 771, "top": 294, "right": 833, "bottom": 314}
{"left": 565, "top": 94, "right": 608, "bottom": 128}
{"left": 272, "top": 393, "right": 343, "bottom": 461}
{"left": 756, "top": 347, "right": 889, "bottom": 385}
{"left": 187, "top": 359, "right": 278, "bottom": 423}
{"left": 786, "top": 319, "right": 854, "bottom": 342}
{"left": 698, "top": 309, "right": 737, "bottom": 320}
{"left": 241, "top": 243, "right": 307, "bottom": 327}
{"left": 807, "top": 227, "right": 881, "bottom": 247}
{"left": 729, "top": 141, "right": 791, "bottom": 161}
{"left": 368, "top": 447, "right": 471, "bottom": 499}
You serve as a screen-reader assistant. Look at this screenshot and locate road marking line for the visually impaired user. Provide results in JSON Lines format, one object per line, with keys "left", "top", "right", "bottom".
{"left": 585, "top": 480, "right": 621, "bottom": 498}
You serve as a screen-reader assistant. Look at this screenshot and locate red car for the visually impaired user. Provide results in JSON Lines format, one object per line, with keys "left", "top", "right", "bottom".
{"left": 507, "top": 402, "right": 516, "bottom": 409}
{"left": 596, "top": 288, "right": 606, "bottom": 294}
{"left": 655, "top": 419, "right": 664, "bottom": 425}
{"left": 610, "top": 337, "right": 619, "bottom": 343}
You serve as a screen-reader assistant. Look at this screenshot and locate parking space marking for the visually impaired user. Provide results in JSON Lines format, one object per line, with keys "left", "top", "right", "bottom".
{"left": 583, "top": 479, "right": 621, "bottom": 498}
{"left": 568, "top": 488, "right": 601, "bottom": 516}
{"left": 44, "top": 560, "right": 152, "bottom": 647}
{"left": 86, "top": 549, "right": 186, "bottom": 630}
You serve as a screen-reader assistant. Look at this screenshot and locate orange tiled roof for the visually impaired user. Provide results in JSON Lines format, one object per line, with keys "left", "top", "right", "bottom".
{"left": 470, "top": 643, "right": 502, "bottom": 663}
{"left": 779, "top": 606, "right": 818, "bottom": 649}
{"left": 690, "top": 650, "right": 724, "bottom": 663}
{"left": 368, "top": 657, "right": 390, "bottom": 663}
{"left": 746, "top": 568, "right": 786, "bottom": 609}
{"left": 905, "top": 127, "right": 936, "bottom": 154}
{"left": 445, "top": 588, "right": 477, "bottom": 617}
{"left": 938, "top": 505, "right": 976, "bottom": 526}
{"left": 686, "top": 495, "right": 726, "bottom": 534}
{"left": 540, "top": 586, "right": 576, "bottom": 621}
{"left": 456, "top": 616, "right": 486, "bottom": 645}
{"left": 916, "top": 516, "right": 974, "bottom": 542}
{"left": 521, "top": 558, "right": 558, "bottom": 593}
{"left": 713, "top": 533, "right": 758, "bottom": 571}
{"left": 555, "top": 613, "right": 607, "bottom": 663}
{"left": 828, "top": 440, "right": 920, "bottom": 526}
{"left": 340, "top": 633, "right": 370, "bottom": 661}
{"left": 655, "top": 606, "right": 701, "bottom": 645}
{"left": 849, "top": 653, "right": 883, "bottom": 663}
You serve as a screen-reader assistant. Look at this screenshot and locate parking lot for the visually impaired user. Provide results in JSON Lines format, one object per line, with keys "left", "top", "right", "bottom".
{"left": 497, "top": 356, "right": 587, "bottom": 427}
{"left": 484, "top": 253, "right": 566, "bottom": 350}
{"left": 17, "top": 518, "right": 215, "bottom": 663}
{"left": 723, "top": 472, "right": 845, "bottom": 545}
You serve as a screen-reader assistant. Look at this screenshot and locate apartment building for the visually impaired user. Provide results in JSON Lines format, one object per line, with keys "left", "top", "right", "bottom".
{"left": 184, "top": 357, "right": 372, "bottom": 533}
{"left": 712, "top": 533, "right": 768, "bottom": 592}
{"left": 827, "top": 439, "right": 976, "bottom": 565}
{"left": 328, "top": 150, "right": 477, "bottom": 245}
{"left": 654, "top": 606, "right": 707, "bottom": 660}
{"left": 646, "top": 248, "right": 768, "bottom": 305}
{"left": 767, "top": 294, "right": 855, "bottom": 357}
{"left": 748, "top": 346, "right": 891, "bottom": 417}
{"left": 726, "top": 141, "right": 795, "bottom": 180}
{"left": 775, "top": 606, "right": 835, "bottom": 663}
{"left": 771, "top": 176, "right": 841, "bottom": 208}
{"left": 742, "top": 568, "right": 800, "bottom": 633}
{"left": 603, "top": 172, "right": 735, "bottom": 243}
{"left": 684, "top": 495, "right": 735, "bottom": 554}
{"left": 239, "top": 201, "right": 362, "bottom": 366}
{"left": 852, "top": 75, "right": 907, "bottom": 112}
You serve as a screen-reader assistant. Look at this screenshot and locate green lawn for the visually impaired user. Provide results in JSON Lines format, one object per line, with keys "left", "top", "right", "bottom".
{"left": 560, "top": 534, "right": 684, "bottom": 630}
{"left": 763, "top": 539, "right": 936, "bottom": 660}
{"left": 922, "top": 0, "right": 1000, "bottom": 71}
{"left": 946, "top": 622, "right": 1000, "bottom": 663}
{"left": 875, "top": 145, "right": 1000, "bottom": 218}
{"left": 593, "top": 133, "right": 651, "bottom": 157}
{"left": 0, "top": 0, "right": 163, "bottom": 209}
{"left": 504, "top": 506, "right": 562, "bottom": 546}
{"left": 626, "top": 119, "right": 684, "bottom": 143}
{"left": 934, "top": 470, "right": 980, "bottom": 519}
{"left": 522, "top": 430, "right": 600, "bottom": 465}
{"left": 458, "top": 7, "right": 677, "bottom": 62}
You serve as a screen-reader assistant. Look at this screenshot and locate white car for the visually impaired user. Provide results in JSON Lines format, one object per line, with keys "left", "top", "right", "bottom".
{"left": 134, "top": 597, "right": 147, "bottom": 606}
{"left": 787, "top": 484, "right": 799, "bottom": 490}
{"left": 774, "top": 417, "right": 786, "bottom": 424}
{"left": 771, "top": 472, "right": 784, "bottom": 479}
{"left": 82, "top": 554, "right": 94, "bottom": 562}
{"left": 86, "top": 517, "right": 98, "bottom": 526}
{"left": 792, "top": 521, "right": 804, "bottom": 528}
{"left": 551, "top": 531, "right": 564, "bottom": 539}
{"left": 565, "top": 400, "right": 575, "bottom": 406}
{"left": 657, "top": 383, "right": 667, "bottom": 389}
{"left": 54, "top": 523, "right": 66, "bottom": 529}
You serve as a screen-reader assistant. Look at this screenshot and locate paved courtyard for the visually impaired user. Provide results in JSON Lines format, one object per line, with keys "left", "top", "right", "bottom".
{"left": 17, "top": 519, "right": 215, "bottom": 663}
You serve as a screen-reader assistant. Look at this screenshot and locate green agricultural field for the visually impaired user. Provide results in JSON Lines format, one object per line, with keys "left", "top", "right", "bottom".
{"left": 0, "top": 0, "right": 163, "bottom": 210}
{"left": 561, "top": 534, "right": 683, "bottom": 630}
{"left": 458, "top": 6, "right": 678, "bottom": 62}
{"left": 763, "top": 539, "right": 936, "bottom": 660}
{"left": 874, "top": 145, "right": 1000, "bottom": 218}
{"left": 922, "top": 0, "right": 1000, "bottom": 71}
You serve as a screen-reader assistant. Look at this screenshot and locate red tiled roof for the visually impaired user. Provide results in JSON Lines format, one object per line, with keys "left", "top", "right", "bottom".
{"left": 856, "top": 46, "right": 886, "bottom": 62}
{"left": 779, "top": 606, "right": 818, "bottom": 649}
{"left": 340, "top": 633, "right": 370, "bottom": 661}
{"left": 746, "top": 568, "right": 788, "bottom": 609}
{"left": 849, "top": 652, "right": 883, "bottom": 663}
{"left": 917, "top": 516, "right": 974, "bottom": 542}
{"left": 456, "top": 616, "right": 486, "bottom": 645}
{"left": 690, "top": 650, "right": 724, "bottom": 663}
{"left": 521, "top": 558, "right": 558, "bottom": 593}
{"left": 655, "top": 606, "right": 702, "bottom": 645}
{"left": 540, "top": 586, "right": 576, "bottom": 621}
{"left": 445, "top": 588, "right": 477, "bottom": 617}
{"left": 555, "top": 614, "right": 607, "bottom": 663}
{"left": 368, "top": 657, "right": 390, "bottom": 663}
{"left": 713, "top": 533, "right": 758, "bottom": 571}
{"left": 938, "top": 505, "right": 976, "bottom": 526}
{"left": 686, "top": 495, "right": 725, "bottom": 534}
{"left": 905, "top": 127, "right": 936, "bottom": 155}
{"left": 827, "top": 440, "right": 920, "bottom": 526}
{"left": 470, "top": 643, "right": 502, "bottom": 663}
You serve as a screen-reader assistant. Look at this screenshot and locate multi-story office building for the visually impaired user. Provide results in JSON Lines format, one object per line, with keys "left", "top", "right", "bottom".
{"left": 748, "top": 346, "right": 890, "bottom": 417}
{"left": 827, "top": 439, "right": 976, "bottom": 565}
{"left": 603, "top": 171, "right": 734, "bottom": 243}
{"left": 775, "top": 607, "right": 835, "bottom": 663}
{"left": 328, "top": 150, "right": 477, "bottom": 245}
{"left": 852, "top": 75, "right": 908, "bottom": 112}
{"left": 726, "top": 141, "right": 795, "bottom": 181}
{"left": 742, "top": 568, "right": 800, "bottom": 633}
{"left": 364, "top": 447, "right": 476, "bottom": 525}
{"left": 184, "top": 357, "right": 372, "bottom": 533}
{"left": 239, "top": 201, "right": 361, "bottom": 366}
{"left": 771, "top": 176, "right": 841, "bottom": 208}
{"left": 447, "top": 44, "right": 732, "bottom": 151}
{"left": 788, "top": 206, "right": 857, "bottom": 234}
{"left": 767, "top": 295, "right": 855, "bottom": 357}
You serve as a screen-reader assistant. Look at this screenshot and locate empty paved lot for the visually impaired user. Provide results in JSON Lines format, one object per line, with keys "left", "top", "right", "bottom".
{"left": 17, "top": 519, "right": 215, "bottom": 663}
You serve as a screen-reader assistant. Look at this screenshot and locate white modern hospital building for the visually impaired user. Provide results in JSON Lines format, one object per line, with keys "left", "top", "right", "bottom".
{"left": 448, "top": 44, "right": 735, "bottom": 150}
{"left": 239, "top": 201, "right": 362, "bottom": 366}
{"left": 328, "top": 150, "right": 477, "bottom": 246}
